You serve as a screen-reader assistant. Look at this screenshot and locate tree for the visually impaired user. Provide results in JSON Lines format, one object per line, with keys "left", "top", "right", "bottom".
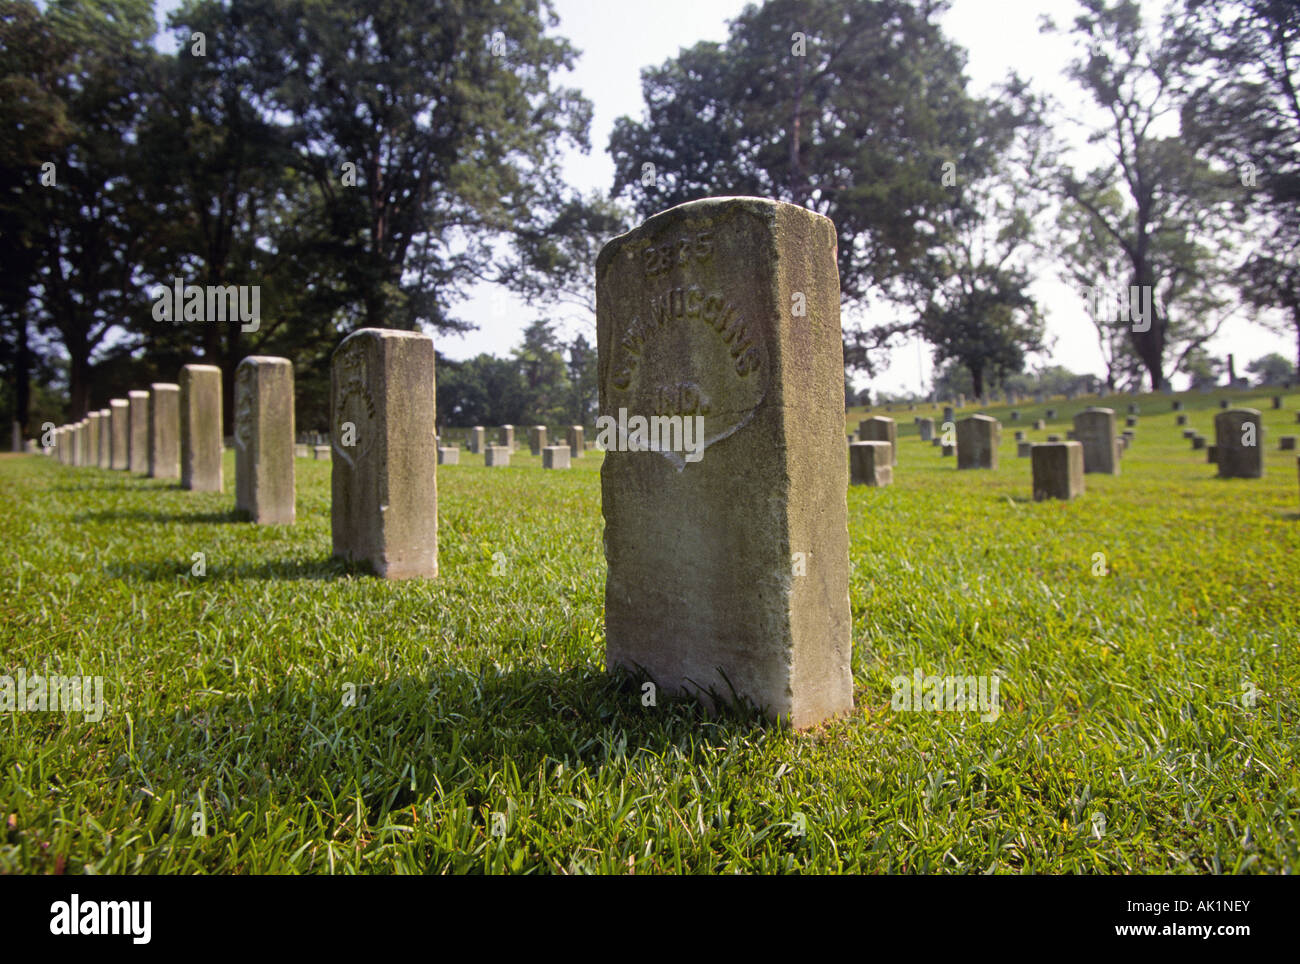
{"left": 1045, "top": 0, "right": 1240, "bottom": 391}
{"left": 608, "top": 0, "right": 998, "bottom": 374}
{"left": 1245, "top": 351, "right": 1295, "bottom": 385}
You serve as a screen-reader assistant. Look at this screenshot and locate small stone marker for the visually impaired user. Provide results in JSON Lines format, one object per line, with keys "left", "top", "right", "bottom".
{"left": 941, "top": 441, "right": 954, "bottom": 456}
{"left": 1220, "top": 399, "right": 1230, "bottom": 409}
{"left": 128, "top": 390, "right": 149, "bottom": 473}
{"left": 1272, "top": 396, "right": 1282, "bottom": 410}
{"left": 1192, "top": 434, "right": 1206, "bottom": 450}
{"left": 943, "top": 406, "right": 954, "bottom": 424}
{"left": 529, "top": 425, "right": 547, "bottom": 455}
{"left": 1046, "top": 433, "right": 1062, "bottom": 442}
{"left": 437, "top": 446, "right": 459, "bottom": 465}
{"left": 596, "top": 196, "right": 851, "bottom": 728}
{"left": 179, "top": 365, "right": 223, "bottom": 491}
{"left": 1017, "top": 441, "right": 1032, "bottom": 458}
{"left": 313, "top": 444, "right": 330, "bottom": 460}
{"left": 1010, "top": 410, "right": 1020, "bottom": 421}
{"left": 1045, "top": 408, "right": 1056, "bottom": 419}
{"left": 567, "top": 425, "right": 584, "bottom": 457}
{"left": 1073, "top": 407, "right": 1119, "bottom": 475}
{"left": 1033, "top": 419, "right": 1045, "bottom": 431}
{"left": 1125, "top": 415, "right": 1137, "bottom": 428}
{"left": 87, "top": 413, "right": 102, "bottom": 469}
{"left": 542, "top": 445, "right": 569, "bottom": 469}
{"left": 1280, "top": 436, "right": 1297, "bottom": 451}
{"left": 1183, "top": 428, "right": 1197, "bottom": 439}
{"left": 917, "top": 417, "right": 934, "bottom": 442}
{"left": 234, "top": 356, "right": 295, "bottom": 525}
{"left": 147, "top": 383, "right": 181, "bottom": 479}
{"left": 469, "top": 426, "right": 485, "bottom": 454}
{"left": 484, "top": 444, "right": 510, "bottom": 467}
{"left": 331, "top": 328, "right": 438, "bottom": 579}
{"left": 97, "top": 408, "right": 110, "bottom": 467}
{"left": 109, "top": 399, "right": 130, "bottom": 470}
{"left": 1014, "top": 430, "right": 1026, "bottom": 442}
{"left": 1128, "top": 404, "right": 1139, "bottom": 415}
{"left": 1215, "top": 409, "right": 1264, "bottom": 479}
{"left": 1172, "top": 400, "right": 1183, "bottom": 411}
{"left": 1176, "top": 414, "right": 1187, "bottom": 426}
{"left": 1207, "top": 444, "right": 1217, "bottom": 463}
{"left": 956, "top": 415, "right": 1000, "bottom": 469}
{"left": 1031, "top": 441, "right": 1084, "bottom": 501}
{"left": 857, "top": 415, "right": 897, "bottom": 466}
{"left": 849, "top": 441, "right": 892, "bottom": 486}
{"left": 498, "top": 425, "right": 515, "bottom": 450}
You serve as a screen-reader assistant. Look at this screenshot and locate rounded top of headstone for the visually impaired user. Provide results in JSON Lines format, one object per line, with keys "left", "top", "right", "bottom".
{"left": 181, "top": 363, "right": 222, "bottom": 373}
{"left": 150, "top": 383, "right": 180, "bottom": 391}
{"left": 110, "top": 398, "right": 129, "bottom": 407}
{"left": 963, "top": 413, "right": 1000, "bottom": 423}
{"left": 1082, "top": 406, "right": 1114, "bottom": 415}
{"left": 237, "top": 355, "right": 293, "bottom": 368}
{"left": 334, "top": 327, "right": 434, "bottom": 356}
{"left": 128, "top": 390, "right": 149, "bottom": 399}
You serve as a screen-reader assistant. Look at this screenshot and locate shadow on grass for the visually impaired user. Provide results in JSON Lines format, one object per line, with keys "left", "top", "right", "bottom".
{"left": 134, "top": 664, "right": 776, "bottom": 825}
{"left": 74, "top": 507, "right": 243, "bottom": 526}
{"left": 103, "top": 553, "right": 368, "bottom": 582}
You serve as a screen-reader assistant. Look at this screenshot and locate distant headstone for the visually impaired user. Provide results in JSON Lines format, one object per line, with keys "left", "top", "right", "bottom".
{"left": 1033, "top": 419, "right": 1045, "bottom": 431}
{"left": 331, "top": 328, "right": 437, "bottom": 578}
{"left": 1046, "top": 434, "right": 1062, "bottom": 443}
{"left": 941, "top": 442, "right": 955, "bottom": 456}
{"left": 179, "top": 366, "right": 223, "bottom": 491}
{"left": 1279, "top": 435, "right": 1297, "bottom": 451}
{"left": 437, "top": 446, "right": 459, "bottom": 465}
{"left": 1014, "top": 430, "right": 1025, "bottom": 441}
{"left": 484, "top": 444, "right": 510, "bottom": 467}
{"left": 498, "top": 425, "right": 515, "bottom": 450}
{"left": 567, "top": 425, "right": 584, "bottom": 458}
{"left": 109, "top": 399, "right": 130, "bottom": 470}
{"left": 942, "top": 406, "right": 954, "bottom": 424}
{"left": 1010, "top": 410, "right": 1020, "bottom": 421}
{"left": 1207, "top": 444, "right": 1217, "bottom": 464}
{"left": 849, "top": 441, "right": 892, "bottom": 486}
{"left": 97, "top": 408, "right": 110, "bottom": 468}
{"left": 1045, "top": 408, "right": 1056, "bottom": 419}
{"left": 234, "top": 356, "right": 295, "bottom": 525}
{"left": 1032, "top": 442, "right": 1084, "bottom": 501}
{"left": 596, "top": 196, "right": 851, "bottom": 728}
{"left": 1017, "top": 441, "right": 1032, "bottom": 458}
{"left": 1073, "top": 407, "right": 1119, "bottom": 475}
{"left": 1172, "top": 400, "right": 1183, "bottom": 411}
{"left": 1125, "top": 415, "right": 1137, "bottom": 428}
{"left": 529, "top": 425, "right": 547, "bottom": 455}
{"left": 1128, "top": 404, "right": 1139, "bottom": 415}
{"left": 917, "top": 417, "right": 934, "bottom": 442}
{"left": 1273, "top": 396, "right": 1282, "bottom": 410}
{"left": 956, "top": 415, "right": 1000, "bottom": 469}
{"left": 1219, "top": 399, "right": 1230, "bottom": 409}
{"left": 857, "top": 416, "right": 897, "bottom": 466}
{"left": 313, "top": 445, "right": 330, "bottom": 460}
{"left": 87, "top": 412, "right": 102, "bottom": 470}
{"left": 148, "top": 383, "right": 180, "bottom": 479}
{"left": 127, "top": 390, "right": 149, "bottom": 474}
{"left": 542, "top": 445, "right": 570, "bottom": 469}
{"left": 1192, "top": 434, "right": 1207, "bottom": 450}
{"left": 468, "top": 426, "right": 485, "bottom": 454}
{"left": 1176, "top": 414, "right": 1187, "bottom": 426}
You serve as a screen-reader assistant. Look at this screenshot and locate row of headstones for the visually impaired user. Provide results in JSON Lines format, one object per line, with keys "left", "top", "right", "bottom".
{"left": 41, "top": 369, "right": 221, "bottom": 490}
{"left": 848, "top": 406, "right": 1277, "bottom": 499}
{"left": 448, "top": 424, "right": 585, "bottom": 470}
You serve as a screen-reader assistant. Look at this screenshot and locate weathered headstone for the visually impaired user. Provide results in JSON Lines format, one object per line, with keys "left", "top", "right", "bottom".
{"left": 468, "top": 426, "right": 485, "bottom": 454}
{"left": 956, "top": 414, "right": 1000, "bottom": 469}
{"left": 917, "top": 417, "right": 934, "bottom": 442}
{"left": 1045, "top": 408, "right": 1056, "bottom": 419}
{"left": 148, "top": 383, "right": 181, "bottom": 479}
{"left": 484, "top": 444, "right": 510, "bottom": 467}
{"left": 234, "top": 356, "right": 295, "bottom": 524}
{"left": 1073, "top": 407, "right": 1119, "bottom": 475}
{"left": 1219, "top": 399, "right": 1230, "bottom": 409}
{"left": 1047, "top": 433, "right": 1062, "bottom": 443}
{"left": 1279, "top": 435, "right": 1297, "bottom": 451}
{"left": 1017, "top": 441, "right": 1032, "bottom": 458}
{"left": 1033, "top": 419, "right": 1046, "bottom": 431}
{"left": 1207, "top": 444, "right": 1218, "bottom": 464}
{"left": 1125, "top": 415, "right": 1137, "bottom": 428}
{"left": 1010, "top": 410, "right": 1020, "bottom": 421}
{"left": 942, "top": 405, "right": 954, "bottom": 424}
{"left": 97, "top": 408, "right": 111, "bottom": 468}
{"left": 941, "top": 441, "right": 954, "bottom": 456}
{"left": 128, "top": 390, "right": 149, "bottom": 473}
{"left": 1032, "top": 441, "right": 1084, "bottom": 501}
{"left": 87, "top": 412, "right": 102, "bottom": 469}
{"left": 109, "top": 399, "right": 130, "bottom": 470}
{"left": 1192, "top": 434, "right": 1207, "bottom": 450}
{"left": 1172, "top": 400, "right": 1183, "bottom": 411}
{"left": 313, "top": 444, "right": 330, "bottom": 460}
{"left": 849, "top": 441, "right": 892, "bottom": 486}
{"left": 331, "top": 328, "right": 437, "bottom": 578}
{"left": 1128, "top": 404, "right": 1139, "bottom": 415}
{"left": 437, "top": 446, "right": 459, "bottom": 465}
{"left": 179, "top": 366, "right": 223, "bottom": 491}
{"left": 529, "top": 425, "right": 547, "bottom": 456}
{"left": 857, "top": 415, "right": 897, "bottom": 466}
{"left": 597, "top": 196, "right": 851, "bottom": 728}
{"left": 498, "top": 425, "right": 515, "bottom": 450}
{"left": 542, "top": 445, "right": 570, "bottom": 469}
{"left": 1176, "top": 414, "right": 1187, "bottom": 426}
{"left": 1273, "top": 396, "right": 1282, "bottom": 410}
{"left": 1014, "top": 430, "right": 1026, "bottom": 442}
{"left": 567, "top": 425, "right": 584, "bottom": 457}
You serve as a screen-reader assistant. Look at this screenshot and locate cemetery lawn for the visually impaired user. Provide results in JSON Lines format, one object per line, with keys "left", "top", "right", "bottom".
{"left": 2, "top": 389, "right": 1298, "bottom": 874}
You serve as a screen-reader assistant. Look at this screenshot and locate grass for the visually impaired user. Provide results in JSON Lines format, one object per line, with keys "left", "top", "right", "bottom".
{"left": 2, "top": 386, "right": 1298, "bottom": 873}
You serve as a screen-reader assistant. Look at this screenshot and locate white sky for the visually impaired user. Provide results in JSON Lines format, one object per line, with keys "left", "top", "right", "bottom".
{"left": 151, "top": 0, "right": 1291, "bottom": 390}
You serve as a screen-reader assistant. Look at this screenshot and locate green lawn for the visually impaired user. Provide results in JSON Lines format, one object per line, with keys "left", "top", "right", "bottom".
{"left": 2, "top": 387, "right": 1298, "bottom": 873}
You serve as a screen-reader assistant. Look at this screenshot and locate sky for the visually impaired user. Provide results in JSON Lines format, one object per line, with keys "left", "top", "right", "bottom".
{"left": 154, "top": 0, "right": 1293, "bottom": 392}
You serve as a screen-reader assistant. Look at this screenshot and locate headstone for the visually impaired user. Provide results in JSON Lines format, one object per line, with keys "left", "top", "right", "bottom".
{"left": 567, "top": 425, "right": 584, "bottom": 458}
{"left": 73, "top": 421, "right": 85, "bottom": 466}
{"left": 956, "top": 415, "right": 1000, "bottom": 469}
{"left": 1219, "top": 399, "right": 1230, "bottom": 409}
{"left": 849, "top": 441, "right": 892, "bottom": 486}
{"left": 296, "top": 444, "right": 310, "bottom": 458}
{"left": 1125, "top": 415, "right": 1137, "bottom": 428}
{"left": 917, "top": 417, "right": 934, "bottom": 442}
{"left": 234, "top": 356, "right": 295, "bottom": 524}
{"left": 542, "top": 445, "right": 570, "bottom": 469}
{"left": 1032, "top": 442, "right": 1084, "bottom": 501}
{"left": 1183, "top": 429, "right": 1197, "bottom": 439}
{"left": 596, "top": 196, "right": 851, "bottom": 728}
{"left": 1172, "top": 400, "right": 1183, "bottom": 411}
{"left": 1176, "top": 414, "right": 1187, "bottom": 426}
{"left": 484, "top": 444, "right": 510, "bottom": 467}
{"left": 179, "top": 366, "right": 223, "bottom": 491}
{"left": 109, "top": 399, "right": 130, "bottom": 470}
{"left": 1045, "top": 408, "right": 1056, "bottom": 419}
{"left": 1207, "top": 444, "right": 1217, "bottom": 464}
{"left": 331, "top": 328, "right": 437, "bottom": 578}
{"left": 87, "top": 412, "right": 102, "bottom": 469}
{"left": 437, "top": 446, "right": 459, "bottom": 465}
{"left": 1128, "top": 404, "right": 1139, "bottom": 415}
{"left": 498, "top": 425, "right": 515, "bottom": 450}
{"left": 1033, "top": 419, "right": 1045, "bottom": 431}
{"left": 529, "top": 425, "right": 547, "bottom": 456}
{"left": 127, "top": 391, "right": 149, "bottom": 474}
{"left": 1046, "top": 433, "right": 1062, "bottom": 442}
{"left": 312, "top": 445, "right": 330, "bottom": 459}
{"left": 25, "top": 439, "right": 36, "bottom": 454}
{"left": 1273, "top": 396, "right": 1282, "bottom": 410}
{"left": 1014, "top": 430, "right": 1025, "bottom": 441}
{"left": 942, "top": 406, "right": 954, "bottom": 424}
{"left": 941, "top": 442, "right": 955, "bottom": 456}
{"left": 468, "top": 426, "right": 485, "bottom": 454}
{"left": 1073, "top": 407, "right": 1119, "bottom": 475}
{"left": 1192, "top": 434, "right": 1207, "bottom": 450}
{"left": 857, "top": 416, "right": 897, "bottom": 466}
{"left": 1279, "top": 435, "right": 1297, "bottom": 451}
{"left": 97, "top": 408, "right": 111, "bottom": 468}
{"left": 956, "top": 394, "right": 965, "bottom": 408}
{"left": 148, "top": 383, "right": 181, "bottom": 479}
{"left": 1010, "top": 410, "right": 1020, "bottom": 421}
{"left": 1017, "top": 441, "right": 1032, "bottom": 458}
